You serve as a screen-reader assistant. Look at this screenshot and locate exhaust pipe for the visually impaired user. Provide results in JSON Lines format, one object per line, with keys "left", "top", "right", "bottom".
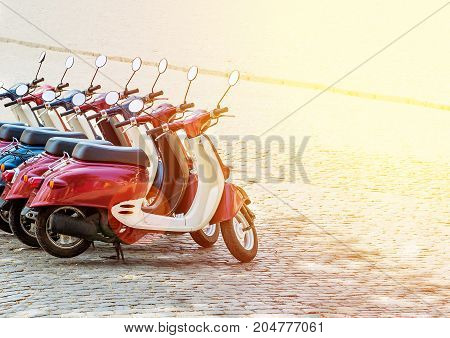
{"left": 50, "top": 214, "right": 98, "bottom": 239}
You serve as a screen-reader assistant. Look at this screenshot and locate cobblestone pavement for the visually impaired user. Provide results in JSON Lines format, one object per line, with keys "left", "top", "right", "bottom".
{"left": 0, "top": 7, "right": 449, "bottom": 316}
{"left": 0, "top": 139, "right": 448, "bottom": 317}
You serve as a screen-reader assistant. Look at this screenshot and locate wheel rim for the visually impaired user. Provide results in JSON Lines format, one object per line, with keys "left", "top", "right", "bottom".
{"left": 202, "top": 223, "right": 217, "bottom": 237}
{"left": 0, "top": 209, "right": 9, "bottom": 223}
{"left": 232, "top": 211, "right": 254, "bottom": 251}
{"left": 45, "top": 207, "right": 86, "bottom": 249}
{"left": 20, "top": 214, "right": 36, "bottom": 237}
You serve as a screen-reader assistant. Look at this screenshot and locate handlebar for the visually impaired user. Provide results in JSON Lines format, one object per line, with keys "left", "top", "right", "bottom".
{"left": 211, "top": 107, "right": 228, "bottom": 117}
{"left": 114, "top": 118, "right": 133, "bottom": 128}
{"left": 57, "top": 83, "right": 69, "bottom": 91}
{"left": 86, "top": 111, "right": 102, "bottom": 121}
{"left": 60, "top": 109, "right": 75, "bottom": 117}
{"left": 86, "top": 84, "right": 101, "bottom": 94}
{"left": 31, "top": 77, "right": 44, "bottom": 86}
{"left": 180, "top": 102, "right": 195, "bottom": 111}
{"left": 31, "top": 103, "right": 45, "bottom": 111}
{"left": 123, "top": 88, "right": 139, "bottom": 97}
{"left": 145, "top": 90, "right": 164, "bottom": 101}
{"left": 4, "top": 100, "right": 18, "bottom": 108}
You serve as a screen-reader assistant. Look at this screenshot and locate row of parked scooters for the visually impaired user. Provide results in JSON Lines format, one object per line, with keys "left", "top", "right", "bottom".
{"left": 0, "top": 51, "right": 257, "bottom": 262}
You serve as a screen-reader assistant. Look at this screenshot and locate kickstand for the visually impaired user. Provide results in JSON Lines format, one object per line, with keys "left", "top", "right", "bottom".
{"left": 101, "top": 242, "right": 125, "bottom": 261}
{"left": 114, "top": 241, "right": 125, "bottom": 261}
{"left": 91, "top": 242, "right": 96, "bottom": 249}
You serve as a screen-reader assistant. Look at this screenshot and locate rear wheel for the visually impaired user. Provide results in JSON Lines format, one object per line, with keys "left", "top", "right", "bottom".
{"left": 35, "top": 206, "right": 92, "bottom": 258}
{"left": 9, "top": 199, "right": 39, "bottom": 247}
{"left": 190, "top": 223, "right": 220, "bottom": 248}
{"left": 220, "top": 209, "right": 258, "bottom": 262}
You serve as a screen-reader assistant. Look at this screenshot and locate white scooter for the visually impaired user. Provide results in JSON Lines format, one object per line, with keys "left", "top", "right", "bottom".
{"left": 111, "top": 71, "right": 258, "bottom": 262}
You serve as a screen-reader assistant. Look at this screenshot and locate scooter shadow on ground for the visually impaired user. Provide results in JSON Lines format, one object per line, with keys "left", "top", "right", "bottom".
{"left": 39, "top": 235, "right": 260, "bottom": 268}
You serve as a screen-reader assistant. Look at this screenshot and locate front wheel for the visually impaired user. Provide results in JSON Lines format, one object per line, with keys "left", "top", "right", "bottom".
{"left": 220, "top": 209, "right": 258, "bottom": 262}
{"left": 9, "top": 199, "right": 39, "bottom": 247}
{"left": 35, "top": 206, "right": 92, "bottom": 258}
{"left": 190, "top": 223, "right": 220, "bottom": 248}
{"left": 0, "top": 208, "right": 12, "bottom": 233}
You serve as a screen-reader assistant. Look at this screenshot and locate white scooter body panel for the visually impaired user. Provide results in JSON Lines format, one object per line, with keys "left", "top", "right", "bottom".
{"left": 10, "top": 104, "right": 40, "bottom": 127}
{"left": 111, "top": 134, "right": 225, "bottom": 232}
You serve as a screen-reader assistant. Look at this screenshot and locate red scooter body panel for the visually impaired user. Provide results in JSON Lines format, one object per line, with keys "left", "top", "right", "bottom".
{"left": 29, "top": 159, "right": 150, "bottom": 244}
{"left": 4, "top": 153, "right": 58, "bottom": 200}
{"left": 21, "top": 85, "right": 55, "bottom": 106}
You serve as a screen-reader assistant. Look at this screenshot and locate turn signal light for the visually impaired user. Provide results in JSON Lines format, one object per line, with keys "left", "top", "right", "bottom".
{"left": 48, "top": 179, "right": 67, "bottom": 189}
{"left": 28, "top": 177, "right": 44, "bottom": 189}
{"left": 2, "top": 170, "right": 14, "bottom": 182}
{"left": 0, "top": 164, "right": 5, "bottom": 172}
{"left": 23, "top": 175, "right": 28, "bottom": 182}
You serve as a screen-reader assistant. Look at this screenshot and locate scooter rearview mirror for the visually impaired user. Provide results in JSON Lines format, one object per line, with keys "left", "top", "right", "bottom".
{"left": 158, "top": 58, "right": 168, "bottom": 74}
{"left": 59, "top": 56, "right": 75, "bottom": 84}
{"left": 38, "top": 51, "right": 46, "bottom": 63}
{"left": 105, "top": 91, "right": 120, "bottom": 105}
{"left": 65, "top": 56, "right": 75, "bottom": 69}
{"left": 128, "top": 99, "right": 144, "bottom": 113}
{"left": 228, "top": 70, "right": 240, "bottom": 86}
{"left": 34, "top": 51, "right": 47, "bottom": 81}
{"left": 72, "top": 92, "right": 86, "bottom": 106}
{"left": 42, "top": 90, "right": 56, "bottom": 102}
{"left": 90, "top": 55, "right": 108, "bottom": 87}
{"left": 95, "top": 55, "right": 107, "bottom": 68}
{"left": 151, "top": 58, "right": 168, "bottom": 92}
{"left": 187, "top": 66, "right": 198, "bottom": 81}
{"left": 0, "top": 81, "right": 4, "bottom": 89}
{"left": 216, "top": 70, "right": 240, "bottom": 108}
{"left": 132, "top": 57, "right": 142, "bottom": 72}
{"left": 125, "top": 57, "right": 142, "bottom": 90}
{"left": 183, "top": 66, "right": 198, "bottom": 103}
{"left": 15, "top": 84, "right": 29, "bottom": 97}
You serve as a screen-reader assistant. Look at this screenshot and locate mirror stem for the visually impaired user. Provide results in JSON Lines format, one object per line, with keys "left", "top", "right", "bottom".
{"left": 89, "top": 68, "right": 99, "bottom": 87}
{"left": 151, "top": 73, "right": 161, "bottom": 93}
{"left": 183, "top": 81, "right": 192, "bottom": 104}
{"left": 216, "top": 86, "right": 231, "bottom": 108}
{"left": 59, "top": 68, "right": 68, "bottom": 85}
{"left": 34, "top": 62, "right": 43, "bottom": 81}
{"left": 124, "top": 71, "right": 135, "bottom": 90}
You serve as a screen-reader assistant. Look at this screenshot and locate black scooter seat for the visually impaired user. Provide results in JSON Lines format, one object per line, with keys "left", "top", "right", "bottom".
{"left": 20, "top": 129, "right": 86, "bottom": 146}
{"left": 72, "top": 143, "right": 149, "bottom": 167}
{"left": 45, "top": 137, "right": 112, "bottom": 157}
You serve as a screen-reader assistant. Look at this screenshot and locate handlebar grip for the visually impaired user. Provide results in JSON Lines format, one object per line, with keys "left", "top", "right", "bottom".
{"left": 147, "top": 90, "right": 164, "bottom": 100}
{"left": 87, "top": 112, "right": 102, "bottom": 121}
{"left": 114, "top": 119, "right": 131, "bottom": 128}
{"left": 179, "top": 102, "right": 195, "bottom": 110}
{"left": 147, "top": 126, "right": 164, "bottom": 137}
{"left": 60, "top": 109, "right": 75, "bottom": 117}
{"left": 57, "top": 83, "right": 69, "bottom": 90}
{"left": 123, "top": 88, "right": 139, "bottom": 97}
{"left": 32, "top": 77, "right": 44, "bottom": 85}
{"left": 4, "top": 100, "right": 17, "bottom": 107}
{"left": 214, "top": 107, "right": 228, "bottom": 115}
{"left": 88, "top": 85, "right": 101, "bottom": 93}
{"left": 31, "top": 104, "right": 45, "bottom": 111}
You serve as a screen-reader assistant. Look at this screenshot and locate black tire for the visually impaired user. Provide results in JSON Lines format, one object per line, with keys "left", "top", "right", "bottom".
{"left": 0, "top": 211, "right": 12, "bottom": 234}
{"left": 0, "top": 186, "right": 12, "bottom": 234}
{"left": 9, "top": 199, "right": 39, "bottom": 247}
{"left": 220, "top": 209, "right": 258, "bottom": 263}
{"left": 190, "top": 223, "right": 220, "bottom": 248}
{"left": 35, "top": 206, "right": 92, "bottom": 258}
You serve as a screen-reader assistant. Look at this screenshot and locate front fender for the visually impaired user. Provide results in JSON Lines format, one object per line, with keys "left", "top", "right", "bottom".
{"left": 209, "top": 183, "right": 246, "bottom": 224}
